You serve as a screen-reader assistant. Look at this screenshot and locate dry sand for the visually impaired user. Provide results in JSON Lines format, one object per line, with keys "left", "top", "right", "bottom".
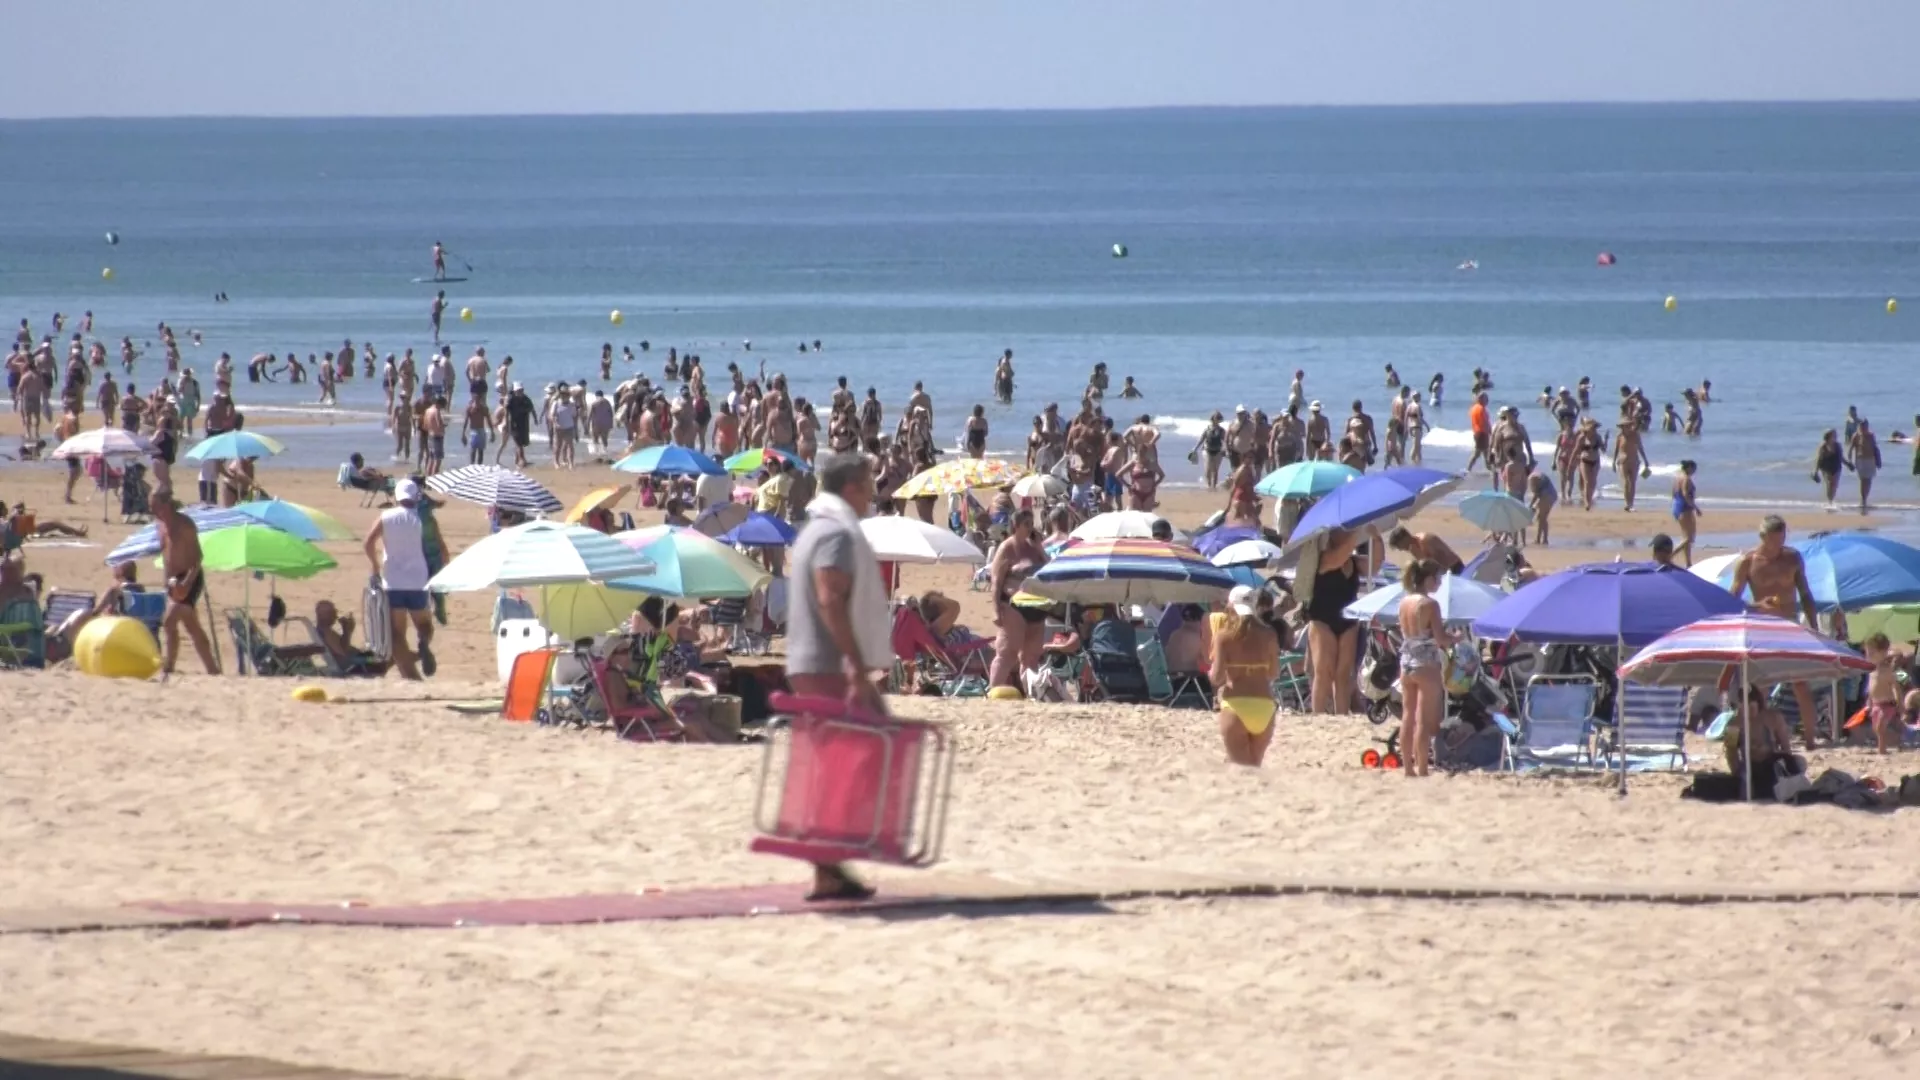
{"left": 3, "top": 423, "right": 1919, "bottom": 1077}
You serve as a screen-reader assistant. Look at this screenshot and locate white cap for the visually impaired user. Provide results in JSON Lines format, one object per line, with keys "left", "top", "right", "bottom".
{"left": 512, "top": 382, "right": 524, "bottom": 392}
{"left": 1235, "top": 404, "right": 1248, "bottom": 413}
{"left": 1227, "top": 584, "right": 1257, "bottom": 617}
{"left": 395, "top": 478, "right": 421, "bottom": 503}
{"left": 1309, "top": 400, "right": 1322, "bottom": 410}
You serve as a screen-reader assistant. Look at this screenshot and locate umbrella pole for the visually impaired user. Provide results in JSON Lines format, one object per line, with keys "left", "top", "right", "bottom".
{"left": 1741, "top": 657, "right": 1752, "bottom": 803}
{"left": 1616, "top": 630, "right": 1628, "bottom": 797}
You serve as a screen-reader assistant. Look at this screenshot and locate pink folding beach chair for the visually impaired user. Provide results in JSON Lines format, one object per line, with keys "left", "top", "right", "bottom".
{"left": 889, "top": 604, "right": 992, "bottom": 696}
{"left": 749, "top": 693, "right": 955, "bottom": 869}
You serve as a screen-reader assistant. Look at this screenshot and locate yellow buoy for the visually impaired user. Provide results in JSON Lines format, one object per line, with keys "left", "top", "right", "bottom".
{"left": 1663, "top": 295, "right": 1677, "bottom": 312}
{"left": 459, "top": 307, "right": 473, "bottom": 322}
{"left": 987, "top": 685, "right": 1024, "bottom": 701}
{"left": 72, "top": 616, "right": 160, "bottom": 679}
{"left": 1888, "top": 298, "right": 1898, "bottom": 314}
{"left": 291, "top": 685, "right": 330, "bottom": 704}
{"left": 610, "top": 309, "right": 624, "bottom": 325}
{"left": 101, "top": 267, "right": 114, "bottom": 281}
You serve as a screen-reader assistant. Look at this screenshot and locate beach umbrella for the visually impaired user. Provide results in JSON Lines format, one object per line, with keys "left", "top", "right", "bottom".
{"left": 723, "top": 447, "right": 810, "bottom": 475}
{"left": 609, "top": 526, "right": 770, "bottom": 598}
{"left": 1071, "top": 510, "right": 1187, "bottom": 544}
{"left": 1458, "top": 491, "right": 1532, "bottom": 534}
{"left": 52, "top": 428, "right": 150, "bottom": 459}
{"left": 1011, "top": 474, "right": 1067, "bottom": 501}
{"left": 1285, "top": 467, "right": 1462, "bottom": 548}
{"left": 1189, "top": 524, "right": 1262, "bottom": 560}
{"left": 717, "top": 511, "right": 797, "bottom": 547}
{"left": 1687, "top": 551, "right": 1741, "bottom": 585}
{"left": 1255, "top": 460, "right": 1358, "bottom": 500}
{"left": 232, "top": 499, "right": 355, "bottom": 542}
{"left": 1472, "top": 562, "right": 1748, "bottom": 795}
{"left": 426, "top": 464, "right": 564, "bottom": 516}
{"left": 1845, "top": 603, "right": 1920, "bottom": 645}
{"left": 894, "top": 458, "right": 1027, "bottom": 498}
{"left": 183, "top": 431, "right": 286, "bottom": 462}
{"left": 611, "top": 445, "right": 725, "bottom": 477}
{"left": 861, "top": 516, "right": 988, "bottom": 565}
{"left": 691, "top": 502, "right": 750, "bottom": 539}
{"left": 1343, "top": 574, "right": 1508, "bottom": 628}
{"left": 105, "top": 505, "right": 259, "bottom": 565}
{"left": 1620, "top": 612, "right": 1873, "bottom": 800}
{"left": 428, "top": 520, "right": 655, "bottom": 592}
{"left": 197, "top": 525, "right": 337, "bottom": 579}
{"left": 1704, "top": 534, "right": 1920, "bottom": 611}
{"left": 1211, "top": 538, "right": 1286, "bottom": 568}
{"left": 535, "top": 582, "right": 643, "bottom": 642}
{"left": 1027, "top": 538, "right": 1237, "bottom": 606}
{"left": 565, "top": 485, "right": 632, "bottom": 525}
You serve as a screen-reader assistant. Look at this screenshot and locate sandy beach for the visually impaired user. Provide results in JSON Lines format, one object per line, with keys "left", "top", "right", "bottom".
{"left": 2, "top": 411, "right": 1919, "bottom": 1078}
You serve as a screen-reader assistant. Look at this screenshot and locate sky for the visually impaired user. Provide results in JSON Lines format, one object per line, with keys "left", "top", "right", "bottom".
{"left": 6, "top": 0, "right": 1920, "bottom": 119}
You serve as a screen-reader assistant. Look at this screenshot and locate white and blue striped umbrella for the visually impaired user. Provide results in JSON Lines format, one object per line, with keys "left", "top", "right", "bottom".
{"left": 428, "top": 520, "right": 656, "bottom": 591}
{"left": 104, "top": 505, "right": 261, "bottom": 565}
{"left": 424, "top": 464, "right": 564, "bottom": 515}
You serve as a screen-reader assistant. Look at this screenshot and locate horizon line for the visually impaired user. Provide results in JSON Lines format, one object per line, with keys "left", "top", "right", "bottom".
{"left": 7, "top": 96, "right": 1920, "bottom": 124}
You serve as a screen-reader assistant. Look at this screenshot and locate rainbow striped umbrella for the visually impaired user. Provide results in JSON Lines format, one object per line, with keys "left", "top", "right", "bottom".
{"left": 1026, "top": 538, "right": 1236, "bottom": 606}
{"left": 894, "top": 458, "right": 1028, "bottom": 498}
{"left": 1619, "top": 613, "right": 1872, "bottom": 688}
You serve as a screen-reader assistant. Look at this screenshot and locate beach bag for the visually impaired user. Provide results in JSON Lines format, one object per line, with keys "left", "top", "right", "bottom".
{"left": 1291, "top": 535, "right": 1324, "bottom": 608}
{"left": 1023, "top": 665, "right": 1066, "bottom": 704}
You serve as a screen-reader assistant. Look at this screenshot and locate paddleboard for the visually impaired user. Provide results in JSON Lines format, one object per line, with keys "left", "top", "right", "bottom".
{"left": 412, "top": 276, "right": 469, "bottom": 283}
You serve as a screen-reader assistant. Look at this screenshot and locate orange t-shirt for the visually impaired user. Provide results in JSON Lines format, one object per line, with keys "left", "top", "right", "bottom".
{"left": 1469, "top": 402, "right": 1490, "bottom": 436}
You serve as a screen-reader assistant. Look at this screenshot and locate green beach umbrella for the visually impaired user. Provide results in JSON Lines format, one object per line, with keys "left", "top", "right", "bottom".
{"left": 1846, "top": 603, "right": 1920, "bottom": 645}
{"left": 199, "top": 525, "right": 338, "bottom": 579}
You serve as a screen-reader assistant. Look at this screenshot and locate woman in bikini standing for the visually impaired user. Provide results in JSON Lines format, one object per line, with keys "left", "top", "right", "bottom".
{"left": 1574, "top": 417, "right": 1606, "bottom": 511}
{"left": 1670, "top": 459, "right": 1702, "bottom": 567}
{"left": 987, "top": 510, "right": 1049, "bottom": 691}
{"left": 1395, "top": 558, "right": 1455, "bottom": 777}
{"left": 1212, "top": 585, "right": 1280, "bottom": 766}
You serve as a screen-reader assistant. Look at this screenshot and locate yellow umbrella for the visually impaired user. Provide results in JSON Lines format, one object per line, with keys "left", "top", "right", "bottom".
{"left": 540, "top": 582, "right": 641, "bottom": 641}
{"left": 894, "top": 458, "right": 1027, "bottom": 499}
{"left": 565, "top": 485, "right": 632, "bottom": 524}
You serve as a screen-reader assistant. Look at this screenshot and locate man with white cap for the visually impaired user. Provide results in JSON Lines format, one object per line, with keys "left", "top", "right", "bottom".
{"left": 1304, "top": 401, "right": 1331, "bottom": 460}
{"left": 1225, "top": 405, "right": 1256, "bottom": 473}
{"left": 364, "top": 478, "right": 436, "bottom": 679}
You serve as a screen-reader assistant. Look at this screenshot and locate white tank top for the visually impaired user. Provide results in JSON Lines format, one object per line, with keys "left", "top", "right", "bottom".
{"left": 378, "top": 506, "right": 431, "bottom": 590}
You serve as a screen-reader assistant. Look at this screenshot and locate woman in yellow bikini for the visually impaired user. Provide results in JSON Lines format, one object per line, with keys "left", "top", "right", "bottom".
{"left": 1211, "top": 584, "right": 1281, "bottom": 766}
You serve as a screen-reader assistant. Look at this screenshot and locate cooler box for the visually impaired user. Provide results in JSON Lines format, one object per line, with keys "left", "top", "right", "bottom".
{"left": 749, "top": 693, "right": 954, "bottom": 868}
{"left": 496, "top": 618, "right": 559, "bottom": 683}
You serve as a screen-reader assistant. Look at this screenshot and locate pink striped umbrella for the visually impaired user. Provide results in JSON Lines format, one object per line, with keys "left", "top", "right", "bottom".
{"left": 1619, "top": 613, "right": 1872, "bottom": 687}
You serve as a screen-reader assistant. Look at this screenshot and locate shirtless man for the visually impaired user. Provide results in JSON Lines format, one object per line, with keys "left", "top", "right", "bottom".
{"left": 1268, "top": 405, "right": 1302, "bottom": 469}
{"left": 432, "top": 241, "right": 447, "bottom": 281}
{"left": 152, "top": 492, "right": 220, "bottom": 677}
{"left": 421, "top": 395, "right": 447, "bottom": 475}
{"left": 1405, "top": 391, "right": 1427, "bottom": 464}
{"left": 906, "top": 381, "right": 933, "bottom": 432}
{"left": 1344, "top": 399, "right": 1377, "bottom": 468}
{"left": 461, "top": 394, "right": 493, "bottom": 465}
{"left": 1123, "top": 413, "right": 1162, "bottom": 481}
{"left": 1384, "top": 388, "right": 1409, "bottom": 466}
{"left": 430, "top": 291, "right": 447, "bottom": 343}
{"left": 464, "top": 347, "right": 489, "bottom": 402}
{"left": 1287, "top": 370, "right": 1305, "bottom": 413}
{"left": 1224, "top": 406, "right": 1257, "bottom": 474}
{"left": 1728, "top": 515, "right": 1823, "bottom": 747}
{"left": 1387, "top": 526, "right": 1465, "bottom": 576}
{"left": 1847, "top": 419, "right": 1882, "bottom": 513}
{"left": 992, "top": 351, "right": 1014, "bottom": 404}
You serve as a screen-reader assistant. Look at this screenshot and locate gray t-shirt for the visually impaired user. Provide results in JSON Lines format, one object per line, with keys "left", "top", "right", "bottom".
{"left": 785, "top": 514, "right": 860, "bottom": 676}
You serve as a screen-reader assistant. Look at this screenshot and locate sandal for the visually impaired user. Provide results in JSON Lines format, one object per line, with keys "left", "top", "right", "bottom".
{"left": 806, "top": 864, "right": 876, "bottom": 903}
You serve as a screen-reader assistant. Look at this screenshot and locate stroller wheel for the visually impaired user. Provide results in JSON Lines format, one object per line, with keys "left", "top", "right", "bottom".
{"left": 1382, "top": 752, "right": 1402, "bottom": 770}
{"left": 1360, "top": 748, "right": 1381, "bottom": 768}
{"left": 534, "top": 707, "right": 551, "bottom": 726}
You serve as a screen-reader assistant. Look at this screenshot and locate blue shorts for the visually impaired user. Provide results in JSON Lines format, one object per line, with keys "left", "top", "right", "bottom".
{"left": 387, "top": 589, "right": 430, "bottom": 611}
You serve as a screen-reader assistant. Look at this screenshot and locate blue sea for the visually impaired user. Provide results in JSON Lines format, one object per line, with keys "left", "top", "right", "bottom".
{"left": 3, "top": 103, "right": 1918, "bottom": 506}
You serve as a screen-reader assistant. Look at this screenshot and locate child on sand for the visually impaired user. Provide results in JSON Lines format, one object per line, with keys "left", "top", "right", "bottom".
{"left": 1862, "top": 633, "right": 1903, "bottom": 753}
{"left": 1526, "top": 469, "right": 1556, "bottom": 545}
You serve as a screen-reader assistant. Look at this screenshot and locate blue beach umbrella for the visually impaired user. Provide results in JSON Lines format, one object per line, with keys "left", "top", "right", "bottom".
{"left": 1255, "top": 461, "right": 1359, "bottom": 500}
{"left": 1458, "top": 491, "right": 1533, "bottom": 534}
{"left": 183, "top": 431, "right": 286, "bottom": 462}
{"left": 1285, "top": 467, "right": 1461, "bottom": 548}
{"left": 612, "top": 444, "right": 726, "bottom": 477}
{"left": 105, "top": 505, "right": 261, "bottom": 565}
{"left": 717, "top": 511, "right": 798, "bottom": 547}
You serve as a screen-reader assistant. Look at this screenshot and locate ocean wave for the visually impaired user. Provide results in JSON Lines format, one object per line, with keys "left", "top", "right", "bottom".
{"left": 1421, "top": 425, "right": 1556, "bottom": 458}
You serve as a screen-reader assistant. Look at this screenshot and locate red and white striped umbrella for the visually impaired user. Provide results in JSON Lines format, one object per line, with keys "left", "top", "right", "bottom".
{"left": 1619, "top": 613, "right": 1872, "bottom": 687}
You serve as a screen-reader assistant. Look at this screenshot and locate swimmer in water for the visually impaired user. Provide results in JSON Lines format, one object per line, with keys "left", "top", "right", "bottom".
{"left": 1118, "top": 376, "right": 1143, "bottom": 399}
{"left": 1384, "top": 363, "right": 1399, "bottom": 389}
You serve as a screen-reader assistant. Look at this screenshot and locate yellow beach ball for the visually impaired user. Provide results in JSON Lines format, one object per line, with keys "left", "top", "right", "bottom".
{"left": 291, "top": 685, "right": 331, "bottom": 704}
{"left": 72, "top": 616, "right": 160, "bottom": 679}
{"left": 1888, "top": 298, "right": 1898, "bottom": 315}
{"left": 1663, "top": 295, "right": 1677, "bottom": 312}
{"left": 987, "top": 685, "right": 1024, "bottom": 701}
{"left": 610, "top": 309, "right": 624, "bottom": 325}
{"left": 459, "top": 307, "right": 473, "bottom": 322}
{"left": 101, "top": 267, "right": 114, "bottom": 281}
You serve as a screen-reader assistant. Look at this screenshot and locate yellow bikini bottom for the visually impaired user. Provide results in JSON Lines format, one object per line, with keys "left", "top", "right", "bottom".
{"left": 1221, "top": 696, "right": 1275, "bottom": 736}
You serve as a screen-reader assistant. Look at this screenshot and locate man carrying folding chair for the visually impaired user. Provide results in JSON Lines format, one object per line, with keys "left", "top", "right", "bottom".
{"left": 784, "top": 452, "right": 894, "bottom": 901}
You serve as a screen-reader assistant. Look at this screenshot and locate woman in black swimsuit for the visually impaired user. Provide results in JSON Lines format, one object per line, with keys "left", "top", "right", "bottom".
{"left": 1303, "top": 528, "right": 1365, "bottom": 715}
{"left": 964, "top": 405, "right": 989, "bottom": 460}
{"left": 1811, "top": 428, "right": 1848, "bottom": 510}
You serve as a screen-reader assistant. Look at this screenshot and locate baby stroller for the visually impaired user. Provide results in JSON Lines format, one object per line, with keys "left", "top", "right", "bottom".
{"left": 119, "top": 461, "right": 152, "bottom": 522}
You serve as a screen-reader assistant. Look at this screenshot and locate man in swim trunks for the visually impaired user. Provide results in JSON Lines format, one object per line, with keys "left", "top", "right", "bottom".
{"left": 1303, "top": 401, "right": 1331, "bottom": 461}
{"left": 430, "top": 291, "right": 446, "bottom": 343}
{"left": 1466, "top": 393, "right": 1492, "bottom": 473}
{"left": 1728, "top": 515, "right": 1823, "bottom": 748}
{"left": 152, "top": 491, "right": 220, "bottom": 677}
{"left": 433, "top": 242, "right": 446, "bottom": 280}
{"left": 1848, "top": 418, "right": 1882, "bottom": 514}
{"left": 1225, "top": 406, "right": 1257, "bottom": 472}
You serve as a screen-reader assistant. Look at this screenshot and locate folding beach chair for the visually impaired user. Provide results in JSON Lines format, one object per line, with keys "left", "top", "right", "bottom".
{"left": 1771, "top": 682, "right": 1835, "bottom": 744}
{"left": 889, "top": 604, "right": 990, "bottom": 697}
{"left": 120, "top": 591, "right": 166, "bottom": 637}
{"left": 0, "top": 597, "right": 46, "bottom": 669}
{"left": 583, "top": 655, "right": 684, "bottom": 742}
{"left": 1272, "top": 651, "right": 1311, "bottom": 712}
{"left": 1499, "top": 674, "right": 1600, "bottom": 770}
{"left": 225, "top": 609, "right": 322, "bottom": 677}
{"left": 41, "top": 589, "right": 96, "bottom": 638}
{"left": 1598, "top": 683, "right": 1689, "bottom": 772}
